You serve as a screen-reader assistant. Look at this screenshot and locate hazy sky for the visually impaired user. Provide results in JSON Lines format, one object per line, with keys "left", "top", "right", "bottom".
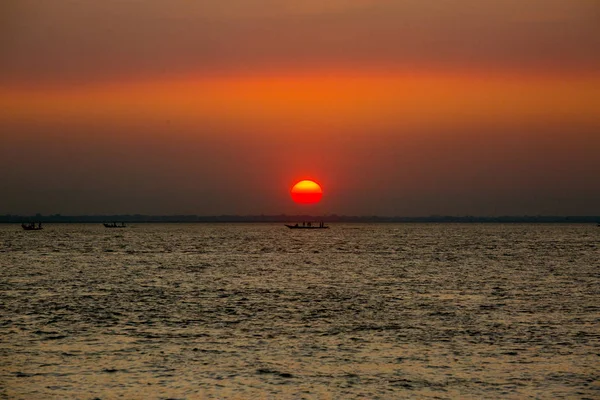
{"left": 1, "top": 0, "right": 599, "bottom": 216}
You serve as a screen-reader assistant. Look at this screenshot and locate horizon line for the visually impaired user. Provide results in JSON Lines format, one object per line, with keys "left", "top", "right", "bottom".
{"left": 1, "top": 214, "right": 599, "bottom": 223}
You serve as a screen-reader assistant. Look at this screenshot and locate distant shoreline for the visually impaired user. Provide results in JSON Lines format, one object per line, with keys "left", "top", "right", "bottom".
{"left": 1, "top": 215, "right": 598, "bottom": 224}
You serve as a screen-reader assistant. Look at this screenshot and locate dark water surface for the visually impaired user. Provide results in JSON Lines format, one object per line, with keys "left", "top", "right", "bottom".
{"left": 1, "top": 223, "right": 599, "bottom": 399}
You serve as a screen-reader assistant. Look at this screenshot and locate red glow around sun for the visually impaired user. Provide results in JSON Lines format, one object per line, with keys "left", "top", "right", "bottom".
{"left": 291, "top": 180, "right": 323, "bottom": 204}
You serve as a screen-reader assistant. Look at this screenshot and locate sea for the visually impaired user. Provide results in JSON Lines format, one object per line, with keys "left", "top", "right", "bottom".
{"left": 1, "top": 223, "right": 598, "bottom": 399}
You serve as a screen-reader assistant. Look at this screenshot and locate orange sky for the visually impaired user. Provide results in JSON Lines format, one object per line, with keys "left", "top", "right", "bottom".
{"left": 2, "top": 70, "right": 599, "bottom": 129}
{"left": 1, "top": 0, "right": 599, "bottom": 215}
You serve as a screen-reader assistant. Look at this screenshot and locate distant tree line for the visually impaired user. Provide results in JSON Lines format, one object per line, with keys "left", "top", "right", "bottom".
{"left": 0, "top": 214, "right": 598, "bottom": 223}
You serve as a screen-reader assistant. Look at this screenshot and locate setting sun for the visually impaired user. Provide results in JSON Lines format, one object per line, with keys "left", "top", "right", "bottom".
{"left": 290, "top": 180, "right": 323, "bottom": 204}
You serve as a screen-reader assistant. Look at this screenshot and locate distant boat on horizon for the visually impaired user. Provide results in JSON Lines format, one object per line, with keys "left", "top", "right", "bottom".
{"left": 103, "top": 222, "right": 127, "bottom": 228}
{"left": 22, "top": 222, "right": 42, "bottom": 231}
{"left": 285, "top": 222, "right": 329, "bottom": 229}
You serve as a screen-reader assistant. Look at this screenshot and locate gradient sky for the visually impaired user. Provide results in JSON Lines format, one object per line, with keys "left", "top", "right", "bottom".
{"left": 1, "top": 0, "right": 599, "bottom": 216}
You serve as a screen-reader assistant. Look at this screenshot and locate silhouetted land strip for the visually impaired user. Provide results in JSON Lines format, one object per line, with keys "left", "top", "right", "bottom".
{"left": 2, "top": 214, "right": 599, "bottom": 223}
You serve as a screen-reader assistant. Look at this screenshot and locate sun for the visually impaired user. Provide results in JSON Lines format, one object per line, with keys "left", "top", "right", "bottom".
{"left": 291, "top": 180, "right": 323, "bottom": 204}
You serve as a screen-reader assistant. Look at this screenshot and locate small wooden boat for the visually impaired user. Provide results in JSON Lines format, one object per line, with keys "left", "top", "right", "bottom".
{"left": 103, "top": 222, "right": 126, "bottom": 228}
{"left": 285, "top": 223, "right": 329, "bottom": 229}
{"left": 22, "top": 223, "right": 42, "bottom": 231}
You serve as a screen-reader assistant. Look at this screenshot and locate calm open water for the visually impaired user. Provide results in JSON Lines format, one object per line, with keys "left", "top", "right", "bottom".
{"left": 1, "top": 223, "right": 599, "bottom": 399}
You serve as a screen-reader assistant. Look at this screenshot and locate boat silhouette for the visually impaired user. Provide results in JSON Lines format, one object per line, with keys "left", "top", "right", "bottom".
{"left": 285, "top": 222, "right": 329, "bottom": 229}
{"left": 22, "top": 222, "right": 42, "bottom": 231}
{"left": 103, "top": 222, "right": 126, "bottom": 228}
